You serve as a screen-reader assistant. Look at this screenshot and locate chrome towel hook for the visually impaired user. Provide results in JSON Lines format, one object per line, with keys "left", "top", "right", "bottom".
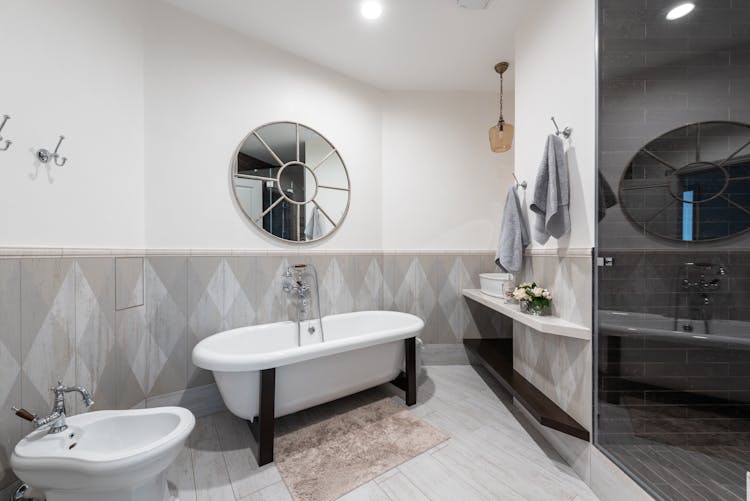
{"left": 551, "top": 116, "right": 572, "bottom": 139}
{"left": 38, "top": 135, "right": 67, "bottom": 166}
{"left": 0, "top": 115, "right": 12, "bottom": 151}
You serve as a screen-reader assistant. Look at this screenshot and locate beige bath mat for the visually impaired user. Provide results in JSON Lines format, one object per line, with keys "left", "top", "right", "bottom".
{"left": 275, "top": 397, "right": 449, "bottom": 501}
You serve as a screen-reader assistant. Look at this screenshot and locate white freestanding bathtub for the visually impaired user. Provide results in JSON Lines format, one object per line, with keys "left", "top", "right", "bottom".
{"left": 192, "top": 310, "right": 424, "bottom": 420}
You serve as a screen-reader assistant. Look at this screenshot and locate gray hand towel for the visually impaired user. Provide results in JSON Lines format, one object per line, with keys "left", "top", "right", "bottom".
{"left": 530, "top": 134, "right": 570, "bottom": 239}
{"left": 495, "top": 186, "right": 529, "bottom": 273}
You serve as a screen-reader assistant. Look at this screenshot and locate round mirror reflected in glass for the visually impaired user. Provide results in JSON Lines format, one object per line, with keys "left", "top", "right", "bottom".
{"left": 619, "top": 121, "right": 750, "bottom": 242}
{"left": 232, "top": 122, "right": 351, "bottom": 243}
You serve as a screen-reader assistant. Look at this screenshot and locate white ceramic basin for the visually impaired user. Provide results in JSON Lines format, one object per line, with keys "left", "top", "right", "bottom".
{"left": 11, "top": 407, "right": 195, "bottom": 501}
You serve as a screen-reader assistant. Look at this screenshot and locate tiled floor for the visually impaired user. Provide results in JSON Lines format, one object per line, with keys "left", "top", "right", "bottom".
{"left": 606, "top": 443, "right": 749, "bottom": 501}
{"left": 167, "top": 365, "right": 600, "bottom": 500}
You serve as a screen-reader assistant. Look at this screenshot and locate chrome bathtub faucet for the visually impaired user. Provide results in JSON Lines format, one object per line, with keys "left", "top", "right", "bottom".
{"left": 12, "top": 380, "right": 94, "bottom": 434}
{"left": 282, "top": 264, "right": 324, "bottom": 343}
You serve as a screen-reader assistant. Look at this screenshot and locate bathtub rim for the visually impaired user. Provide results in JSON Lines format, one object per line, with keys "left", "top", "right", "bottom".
{"left": 192, "top": 310, "right": 424, "bottom": 372}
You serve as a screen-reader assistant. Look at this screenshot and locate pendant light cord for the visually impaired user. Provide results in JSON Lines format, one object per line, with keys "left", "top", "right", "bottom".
{"left": 498, "top": 71, "right": 505, "bottom": 130}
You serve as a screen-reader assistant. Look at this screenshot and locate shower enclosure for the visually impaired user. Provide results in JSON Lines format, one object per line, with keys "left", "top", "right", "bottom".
{"left": 596, "top": 1, "right": 750, "bottom": 499}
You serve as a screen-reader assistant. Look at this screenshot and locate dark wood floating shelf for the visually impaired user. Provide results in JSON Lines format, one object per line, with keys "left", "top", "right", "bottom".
{"left": 464, "top": 338, "right": 590, "bottom": 441}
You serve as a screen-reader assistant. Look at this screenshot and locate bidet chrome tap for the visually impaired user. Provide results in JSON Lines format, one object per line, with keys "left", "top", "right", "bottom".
{"left": 12, "top": 380, "right": 94, "bottom": 434}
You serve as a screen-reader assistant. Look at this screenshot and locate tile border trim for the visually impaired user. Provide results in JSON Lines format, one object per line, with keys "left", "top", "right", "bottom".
{"left": 0, "top": 246, "right": 592, "bottom": 258}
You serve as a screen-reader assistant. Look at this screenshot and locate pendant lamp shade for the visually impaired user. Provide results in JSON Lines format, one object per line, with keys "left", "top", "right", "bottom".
{"left": 489, "top": 122, "right": 514, "bottom": 153}
{"left": 490, "top": 61, "right": 513, "bottom": 153}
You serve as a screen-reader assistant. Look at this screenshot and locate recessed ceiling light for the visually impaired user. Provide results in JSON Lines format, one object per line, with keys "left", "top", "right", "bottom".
{"left": 360, "top": 1, "right": 382, "bottom": 20}
{"left": 666, "top": 2, "right": 695, "bottom": 20}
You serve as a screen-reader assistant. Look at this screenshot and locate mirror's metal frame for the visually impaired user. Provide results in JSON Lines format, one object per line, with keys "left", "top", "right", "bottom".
{"left": 230, "top": 121, "right": 352, "bottom": 244}
{"left": 618, "top": 120, "right": 750, "bottom": 243}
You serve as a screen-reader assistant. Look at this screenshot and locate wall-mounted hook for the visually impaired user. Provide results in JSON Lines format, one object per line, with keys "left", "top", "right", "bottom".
{"left": 512, "top": 172, "right": 527, "bottom": 190}
{"left": 0, "top": 115, "right": 12, "bottom": 151}
{"left": 551, "top": 116, "right": 572, "bottom": 139}
{"left": 38, "top": 135, "right": 67, "bottom": 166}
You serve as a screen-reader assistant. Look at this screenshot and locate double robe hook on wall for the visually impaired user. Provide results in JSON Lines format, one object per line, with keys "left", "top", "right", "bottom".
{"left": 0, "top": 114, "right": 70, "bottom": 166}
{"left": 0, "top": 115, "right": 12, "bottom": 151}
{"left": 37, "top": 135, "right": 68, "bottom": 166}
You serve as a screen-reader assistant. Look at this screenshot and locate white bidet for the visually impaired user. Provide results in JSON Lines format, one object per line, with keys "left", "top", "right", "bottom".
{"left": 11, "top": 406, "right": 195, "bottom": 501}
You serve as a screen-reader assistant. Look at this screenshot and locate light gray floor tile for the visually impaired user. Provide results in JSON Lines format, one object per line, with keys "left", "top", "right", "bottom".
{"left": 377, "top": 471, "right": 430, "bottom": 501}
{"left": 172, "top": 365, "right": 598, "bottom": 501}
{"left": 191, "top": 416, "right": 236, "bottom": 501}
{"left": 238, "top": 481, "right": 293, "bottom": 501}
{"left": 336, "top": 481, "right": 390, "bottom": 501}
{"left": 212, "top": 412, "right": 282, "bottom": 498}
{"left": 167, "top": 446, "right": 197, "bottom": 501}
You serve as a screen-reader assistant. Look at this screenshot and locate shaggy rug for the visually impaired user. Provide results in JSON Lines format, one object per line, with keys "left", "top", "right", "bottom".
{"left": 274, "top": 397, "right": 448, "bottom": 501}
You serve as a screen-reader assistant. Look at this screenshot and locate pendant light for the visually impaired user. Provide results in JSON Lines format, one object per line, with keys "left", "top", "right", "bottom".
{"left": 489, "top": 61, "right": 514, "bottom": 153}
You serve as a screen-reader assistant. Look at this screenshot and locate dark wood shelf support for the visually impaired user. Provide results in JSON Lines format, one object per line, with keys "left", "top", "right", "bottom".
{"left": 464, "top": 338, "right": 589, "bottom": 441}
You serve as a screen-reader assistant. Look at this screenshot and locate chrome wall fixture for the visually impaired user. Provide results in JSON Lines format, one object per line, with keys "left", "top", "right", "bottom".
{"left": 0, "top": 115, "right": 12, "bottom": 151}
{"left": 37, "top": 135, "right": 68, "bottom": 166}
{"left": 551, "top": 116, "right": 572, "bottom": 139}
{"left": 512, "top": 172, "right": 527, "bottom": 190}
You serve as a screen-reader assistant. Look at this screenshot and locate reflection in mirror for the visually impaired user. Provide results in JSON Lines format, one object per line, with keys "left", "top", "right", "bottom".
{"left": 232, "top": 122, "right": 351, "bottom": 243}
{"left": 619, "top": 121, "right": 750, "bottom": 242}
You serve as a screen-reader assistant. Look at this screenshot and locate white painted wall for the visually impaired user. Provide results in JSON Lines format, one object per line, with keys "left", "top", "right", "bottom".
{"left": 143, "top": 2, "right": 383, "bottom": 250}
{"left": 381, "top": 92, "right": 514, "bottom": 250}
{"left": 0, "top": 0, "right": 145, "bottom": 248}
{"left": 514, "top": 0, "right": 597, "bottom": 250}
{"left": 0, "top": 1, "right": 518, "bottom": 252}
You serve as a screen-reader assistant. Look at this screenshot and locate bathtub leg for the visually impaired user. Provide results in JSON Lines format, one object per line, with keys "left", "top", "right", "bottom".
{"left": 391, "top": 337, "right": 417, "bottom": 406}
{"left": 405, "top": 337, "right": 417, "bottom": 406}
{"left": 247, "top": 367, "right": 276, "bottom": 466}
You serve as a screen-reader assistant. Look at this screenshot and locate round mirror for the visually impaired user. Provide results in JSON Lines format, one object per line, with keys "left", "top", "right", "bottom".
{"left": 232, "top": 122, "right": 351, "bottom": 243}
{"left": 619, "top": 121, "right": 750, "bottom": 242}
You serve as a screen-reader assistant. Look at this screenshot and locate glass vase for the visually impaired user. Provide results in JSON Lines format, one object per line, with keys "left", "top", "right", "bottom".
{"left": 526, "top": 302, "right": 548, "bottom": 316}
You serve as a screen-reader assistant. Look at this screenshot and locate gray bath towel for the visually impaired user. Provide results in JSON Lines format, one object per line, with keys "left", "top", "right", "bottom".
{"left": 530, "top": 134, "right": 570, "bottom": 240}
{"left": 495, "top": 186, "right": 529, "bottom": 273}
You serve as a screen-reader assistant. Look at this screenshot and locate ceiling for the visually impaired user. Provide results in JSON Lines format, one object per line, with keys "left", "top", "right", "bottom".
{"left": 161, "top": 0, "right": 533, "bottom": 92}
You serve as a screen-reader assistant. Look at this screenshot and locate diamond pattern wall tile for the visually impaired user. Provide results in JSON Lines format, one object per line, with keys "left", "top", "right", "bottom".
{"left": 322, "top": 256, "right": 354, "bottom": 315}
{"left": 74, "top": 258, "right": 116, "bottom": 413}
{"left": 115, "top": 257, "right": 144, "bottom": 310}
{"left": 256, "top": 256, "right": 292, "bottom": 324}
{"left": 20, "top": 258, "right": 76, "bottom": 432}
{"left": 413, "top": 255, "right": 440, "bottom": 343}
{"left": 224, "top": 257, "right": 257, "bottom": 330}
{"left": 390, "top": 255, "right": 416, "bottom": 315}
{"left": 354, "top": 255, "right": 383, "bottom": 311}
{"left": 308, "top": 255, "right": 334, "bottom": 316}
{"left": 145, "top": 257, "right": 188, "bottom": 397}
{"left": 115, "top": 304, "right": 148, "bottom": 409}
{"left": 0, "top": 260, "right": 21, "bottom": 492}
{"left": 187, "top": 257, "right": 223, "bottom": 388}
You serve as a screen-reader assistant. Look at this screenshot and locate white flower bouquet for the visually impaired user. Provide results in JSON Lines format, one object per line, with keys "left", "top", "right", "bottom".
{"left": 512, "top": 282, "right": 552, "bottom": 315}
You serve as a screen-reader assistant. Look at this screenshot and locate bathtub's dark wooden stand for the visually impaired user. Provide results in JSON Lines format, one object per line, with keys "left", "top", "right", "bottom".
{"left": 247, "top": 337, "right": 417, "bottom": 466}
{"left": 390, "top": 337, "right": 418, "bottom": 406}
